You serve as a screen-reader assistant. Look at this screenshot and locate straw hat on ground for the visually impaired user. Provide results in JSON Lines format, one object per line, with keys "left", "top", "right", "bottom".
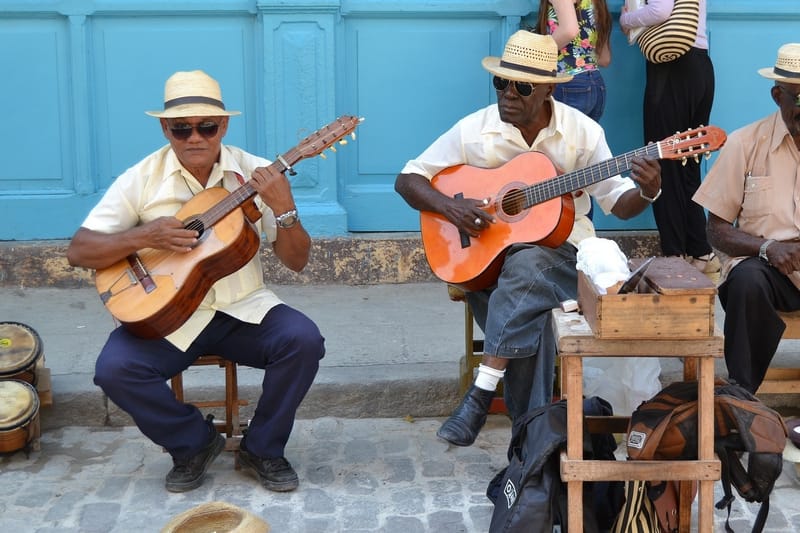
{"left": 758, "top": 43, "right": 800, "bottom": 84}
{"left": 160, "top": 501, "right": 269, "bottom": 533}
{"left": 482, "top": 30, "right": 573, "bottom": 84}
{"left": 146, "top": 70, "right": 241, "bottom": 118}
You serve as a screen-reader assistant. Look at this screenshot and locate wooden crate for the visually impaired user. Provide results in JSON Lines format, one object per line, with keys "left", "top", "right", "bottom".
{"left": 577, "top": 256, "right": 716, "bottom": 339}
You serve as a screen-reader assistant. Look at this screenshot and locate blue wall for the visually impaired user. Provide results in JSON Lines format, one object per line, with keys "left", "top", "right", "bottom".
{"left": 0, "top": 0, "right": 798, "bottom": 240}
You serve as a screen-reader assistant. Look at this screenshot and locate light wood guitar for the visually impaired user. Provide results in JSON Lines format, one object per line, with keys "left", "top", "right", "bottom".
{"left": 95, "top": 115, "right": 363, "bottom": 339}
{"left": 420, "top": 125, "right": 727, "bottom": 291}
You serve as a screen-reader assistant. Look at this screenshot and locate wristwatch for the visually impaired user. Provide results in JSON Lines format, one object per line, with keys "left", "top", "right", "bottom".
{"left": 275, "top": 209, "right": 299, "bottom": 229}
{"left": 759, "top": 239, "right": 775, "bottom": 264}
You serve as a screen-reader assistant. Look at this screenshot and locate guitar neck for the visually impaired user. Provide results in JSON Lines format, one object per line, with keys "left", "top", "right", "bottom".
{"left": 522, "top": 142, "right": 662, "bottom": 209}
{"left": 188, "top": 148, "right": 302, "bottom": 230}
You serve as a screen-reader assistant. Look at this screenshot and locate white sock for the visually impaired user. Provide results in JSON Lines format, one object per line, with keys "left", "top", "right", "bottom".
{"left": 474, "top": 364, "right": 506, "bottom": 391}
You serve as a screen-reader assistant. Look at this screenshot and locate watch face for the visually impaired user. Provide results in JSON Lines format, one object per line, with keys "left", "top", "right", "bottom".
{"left": 277, "top": 211, "right": 298, "bottom": 228}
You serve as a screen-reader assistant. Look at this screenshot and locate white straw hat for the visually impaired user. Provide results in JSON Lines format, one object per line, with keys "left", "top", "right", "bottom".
{"left": 758, "top": 43, "right": 800, "bottom": 84}
{"left": 482, "top": 31, "right": 573, "bottom": 84}
{"left": 146, "top": 70, "right": 241, "bottom": 118}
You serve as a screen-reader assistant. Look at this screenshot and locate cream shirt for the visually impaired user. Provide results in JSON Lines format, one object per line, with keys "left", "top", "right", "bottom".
{"left": 82, "top": 144, "right": 282, "bottom": 351}
{"left": 401, "top": 100, "right": 636, "bottom": 247}
{"left": 693, "top": 111, "right": 800, "bottom": 288}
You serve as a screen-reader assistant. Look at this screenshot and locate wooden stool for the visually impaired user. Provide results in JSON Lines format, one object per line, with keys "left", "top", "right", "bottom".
{"left": 170, "top": 355, "right": 248, "bottom": 467}
{"left": 756, "top": 311, "right": 800, "bottom": 395}
{"left": 448, "top": 285, "right": 507, "bottom": 413}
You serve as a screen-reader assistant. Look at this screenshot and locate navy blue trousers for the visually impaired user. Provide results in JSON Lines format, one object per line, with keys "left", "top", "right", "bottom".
{"left": 94, "top": 304, "right": 324, "bottom": 460}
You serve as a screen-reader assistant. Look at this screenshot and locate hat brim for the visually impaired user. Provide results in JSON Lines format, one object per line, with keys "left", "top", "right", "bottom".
{"left": 482, "top": 57, "right": 573, "bottom": 85}
{"left": 758, "top": 67, "right": 800, "bottom": 84}
{"left": 146, "top": 103, "right": 241, "bottom": 118}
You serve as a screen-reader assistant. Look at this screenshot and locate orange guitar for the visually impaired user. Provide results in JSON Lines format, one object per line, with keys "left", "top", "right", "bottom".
{"left": 420, "top": 125, "right": 727, "bottom": 291}
{"left": 95, "top": 115, "right": 362, "bottom": 339}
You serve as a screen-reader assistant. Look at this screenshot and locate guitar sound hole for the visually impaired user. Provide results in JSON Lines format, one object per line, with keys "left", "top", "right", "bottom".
{"left": 184, "top": 219, "right": 206, "bottom": 238}
{"left": 501, "top": 189, "right": 525, "bottom": 216}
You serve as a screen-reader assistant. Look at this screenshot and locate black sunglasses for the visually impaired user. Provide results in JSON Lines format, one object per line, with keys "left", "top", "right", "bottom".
{"left": 169, "top": 121, "right": 220, "bottom": 140}
{"left": 492, "top": 76, "right": 536, "bottom": 97}
{"left": 778, "top": 85, "right": 800, "bottom": 107}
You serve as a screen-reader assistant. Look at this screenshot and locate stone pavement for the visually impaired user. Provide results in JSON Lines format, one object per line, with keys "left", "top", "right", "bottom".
{"left": 1, "top": 283, "right": 800, "bottom": 531}
{"left": 2, "top": 417, "right": 800, "bottom": 532}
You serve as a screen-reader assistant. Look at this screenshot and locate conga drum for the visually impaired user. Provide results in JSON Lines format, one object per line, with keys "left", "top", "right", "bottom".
{"left": 0, "top": 379, "right": 40, "bottom": 453}
{"left": 0, "top": 322, "right": 43, "bottom": 385}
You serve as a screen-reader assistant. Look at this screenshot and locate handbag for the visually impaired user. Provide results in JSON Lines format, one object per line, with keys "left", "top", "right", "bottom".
{"left": 611, "top": 480, "right": 660, "bottom": 533}
{"left": 636, "top": 0, "right": 700, "bottom": 63}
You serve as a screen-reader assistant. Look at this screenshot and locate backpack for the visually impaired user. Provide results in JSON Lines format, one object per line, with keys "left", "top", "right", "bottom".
{"left": 486, "top": 397, "right": 624, "bottom": 533}
{"left": 625, "top": 379, "right": 788, "bottom": 533}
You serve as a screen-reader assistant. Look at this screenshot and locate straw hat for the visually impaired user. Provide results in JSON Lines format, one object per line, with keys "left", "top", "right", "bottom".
{"left": 758, "top": 43, "right": 800, "bottom": 84}
{"left": 482, "top": 31, "right": 573, "bottom": 85}
{"left": 146, "top": 70, "right": 241, "bottom": 118}
{"left": 160, "top": 501, "right": 269, "bottom": 533}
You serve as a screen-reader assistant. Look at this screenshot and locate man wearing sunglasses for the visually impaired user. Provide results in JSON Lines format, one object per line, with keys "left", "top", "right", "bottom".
{"left": 66, "top": 70, "right": 325, "bottom": 493}
{"left": 395, "top": 31, "right": 661, "bottom": 447}
{"left": 693, "top": 43, "right": 800, "bottom": 393}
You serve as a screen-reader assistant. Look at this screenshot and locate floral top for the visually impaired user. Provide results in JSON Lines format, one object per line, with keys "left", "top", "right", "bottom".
{"left": 546, "top": 0, "right": 600, "bottom": 75}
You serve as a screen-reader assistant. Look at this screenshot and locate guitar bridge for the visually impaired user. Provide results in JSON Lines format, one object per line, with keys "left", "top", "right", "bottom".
{"left": 127, "top": 253, "right": 157, "bottom": 294}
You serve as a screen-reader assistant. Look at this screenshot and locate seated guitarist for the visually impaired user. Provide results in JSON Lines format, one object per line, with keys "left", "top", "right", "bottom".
{"left": 395, "top": 31, "right": 662, "bottom": 446}
{"left": 66, "top": 70, "right": 325, "bottom": 492}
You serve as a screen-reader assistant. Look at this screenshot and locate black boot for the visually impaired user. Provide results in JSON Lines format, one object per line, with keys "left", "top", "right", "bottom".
{"left": 436, "top": 384, "right": 495, "bottom": 446}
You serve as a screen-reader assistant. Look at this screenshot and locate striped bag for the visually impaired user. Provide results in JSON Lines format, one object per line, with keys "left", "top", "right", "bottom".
{"left": 636, "top": 0, "right": 700, "bottom": 63}
{"left": 611, "top": 480, "right": 660, "bottom": 532}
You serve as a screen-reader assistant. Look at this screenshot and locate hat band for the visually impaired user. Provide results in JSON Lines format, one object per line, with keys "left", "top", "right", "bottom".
{"left": 163, "top": 96, "right": 226, "bottom": 110}
{"left": 499, "top": 59, "right": 557, "bottom": 78}
{"left": 774, "top": 66, "right": 800, "bottom": 79}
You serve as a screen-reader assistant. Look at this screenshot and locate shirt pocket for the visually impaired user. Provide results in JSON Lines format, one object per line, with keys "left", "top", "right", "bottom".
{"left": 740, "top": 175, "right": 773, "bottom": 220}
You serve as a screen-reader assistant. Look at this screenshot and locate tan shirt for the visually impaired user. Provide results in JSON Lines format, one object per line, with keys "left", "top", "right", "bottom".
{"left": 693, "top": 111, "right": 800, "bottom": 287}
{"left": 82, "top": 144, "right": 283, "bottom": 350}
{"left": 401, "top": 100, "right": 636, "bottom": 247}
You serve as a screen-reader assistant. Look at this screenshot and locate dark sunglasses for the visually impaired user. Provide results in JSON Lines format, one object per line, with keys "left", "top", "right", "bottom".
{"left": 169, "top": 121, "right": 220, "bottom": 140}
{"left": 492, "top": 76, "right": 536, "bottom": 97}
{"left": 778, "top": 85, "right": 800, "bottom": 107}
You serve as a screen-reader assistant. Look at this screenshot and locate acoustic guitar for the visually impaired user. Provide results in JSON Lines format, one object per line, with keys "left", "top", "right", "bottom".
{"left": 95, "top": 115, "right": 363, "bottom": 339}
{"left": 420, "top": 125, "right": 727, "bottom": 291}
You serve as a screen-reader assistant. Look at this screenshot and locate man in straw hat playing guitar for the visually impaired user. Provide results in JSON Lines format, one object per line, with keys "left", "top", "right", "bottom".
{"left": 395, "top": 31, "right": 663, "bottom": 446}
{"left": 67, "top": 70, "right": 326, "bottom": 492}
{"left": 693, "top": 43, "right": 800, "bottom": 394}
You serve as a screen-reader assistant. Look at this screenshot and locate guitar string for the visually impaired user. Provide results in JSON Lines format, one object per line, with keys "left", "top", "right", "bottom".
{"left": 498, "top": 144, "right": 662, "bottom": 210}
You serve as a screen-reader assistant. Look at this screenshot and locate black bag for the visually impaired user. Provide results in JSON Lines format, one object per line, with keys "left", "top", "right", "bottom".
{"left": 626, "top": 379, "right": 787, "bottom": 533}
{"left": 487, "top": 397, "right": 623, "bottom": 533}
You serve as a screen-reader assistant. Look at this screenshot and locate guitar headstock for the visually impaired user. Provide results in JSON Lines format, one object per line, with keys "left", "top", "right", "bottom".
{"left": 296, "top": 115, "right": 364, "bottom": 161}
{"left": 658, "top": 125, "right": 727, "bottom": 164}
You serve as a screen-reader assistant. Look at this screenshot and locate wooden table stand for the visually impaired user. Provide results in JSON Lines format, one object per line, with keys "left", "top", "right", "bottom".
{"left": 552, "top": 309, "right": 722, "bottom": 533}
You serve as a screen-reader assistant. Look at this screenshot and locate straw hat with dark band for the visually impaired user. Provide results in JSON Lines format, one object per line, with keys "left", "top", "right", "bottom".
{"left": 758, "top": 43, "right": 800, "bottom": 84}
{"left": 146, "top": 70, "right": 241, "bottom": 118}
{"left": 482, "top": 31, "right": 573, "bottom": 84}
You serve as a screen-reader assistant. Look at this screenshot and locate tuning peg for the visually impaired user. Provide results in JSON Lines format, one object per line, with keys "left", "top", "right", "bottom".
{"left": 329, "top": 145, "right": 337, "bottom": 153}
{"left": 350, "top": 132, "right": 357, "bottom": 140}
{"left": 338, "top": 139, "right": 348, "bottom": 145}
{"left": 681, "top": 157, "right": 688, "bottom": 167}
{"left": 705, "top": 151, "right": 713, "bottom": 160}
{"left": 319, "top": 152, "right": 327, "bottom": 160}
{"left": 693, "top": 155, "right": 700, "bottom": 163}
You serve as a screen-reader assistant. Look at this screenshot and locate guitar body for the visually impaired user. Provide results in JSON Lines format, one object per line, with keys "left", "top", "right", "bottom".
{"left": 421, "top": 152, "right": 575, "bottom": 291}
{"left": 94, "top": 187, "right": 260, "bottom": 339}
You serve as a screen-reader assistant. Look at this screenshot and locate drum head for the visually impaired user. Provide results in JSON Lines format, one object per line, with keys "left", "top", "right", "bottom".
{"left": 0, "top": 380, "right": 39, "bottom": 430}
{"left": 0, "top": 322, "right": 42, "bottom": 377}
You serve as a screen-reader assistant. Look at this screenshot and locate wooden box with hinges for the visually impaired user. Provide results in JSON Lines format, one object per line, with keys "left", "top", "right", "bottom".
{"left": 577, "top": 256, "right": 717, "bottom": 339}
